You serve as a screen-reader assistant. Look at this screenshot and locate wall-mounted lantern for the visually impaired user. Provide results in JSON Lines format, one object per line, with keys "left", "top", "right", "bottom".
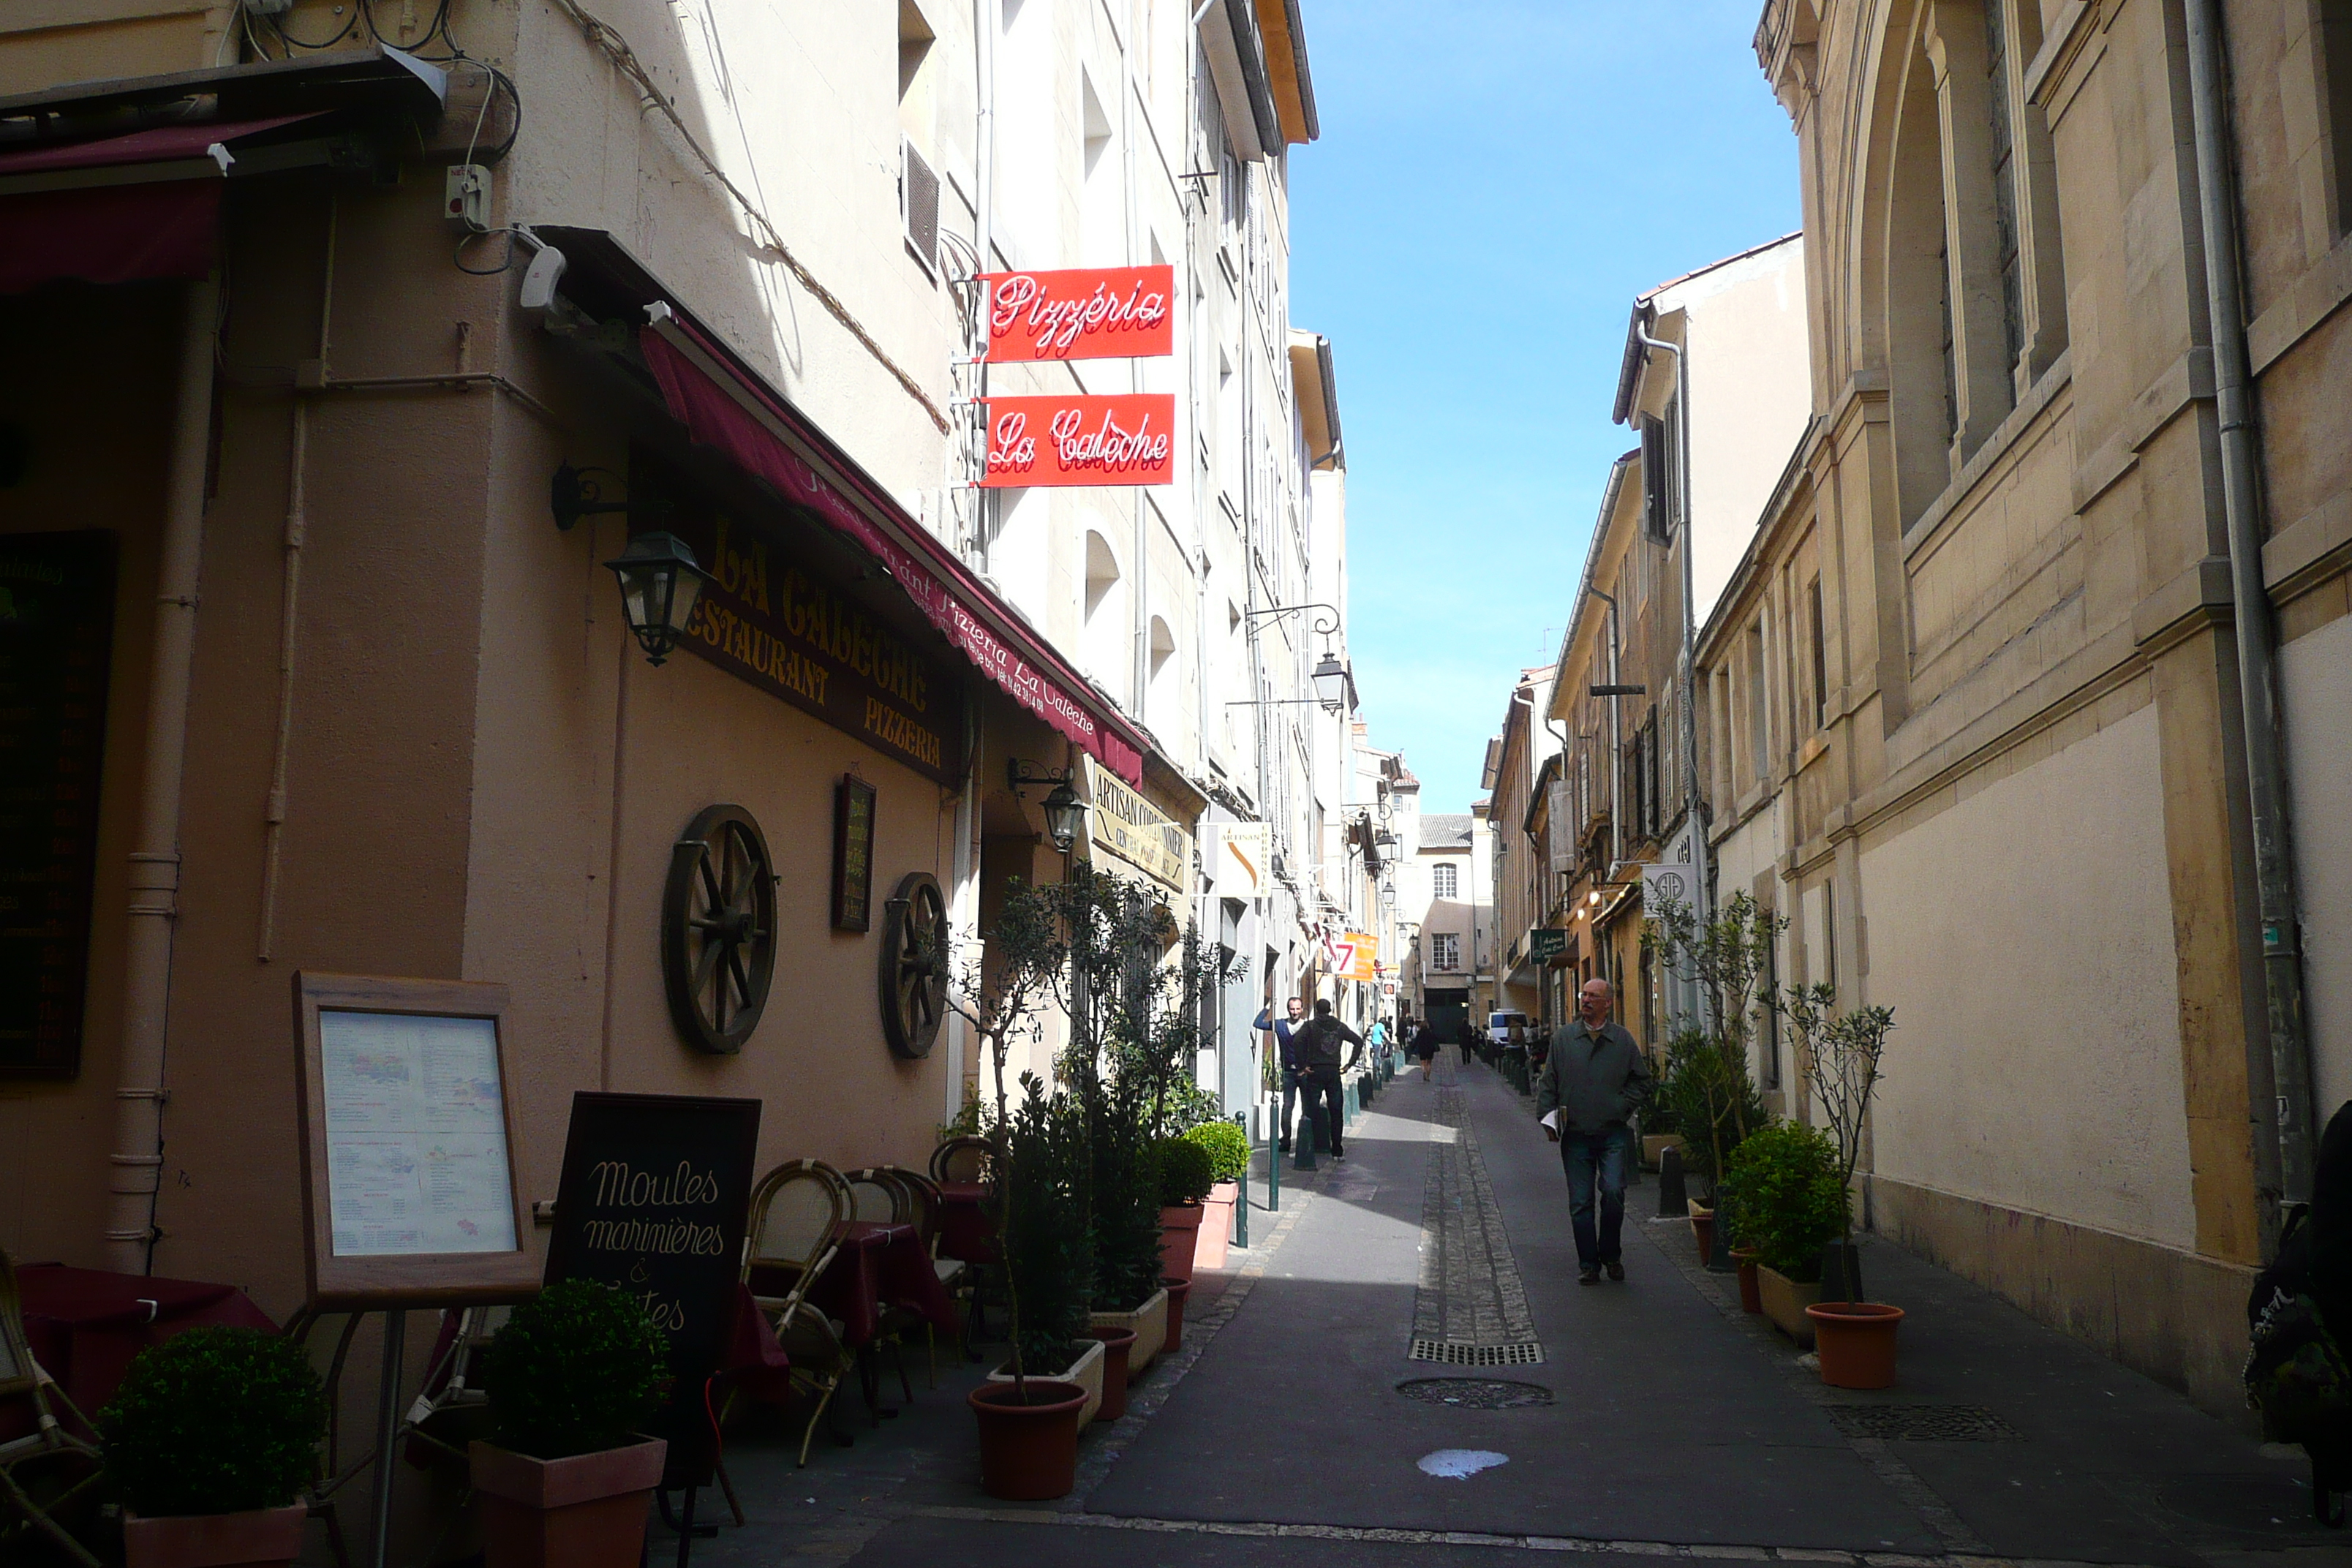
{"left": 1008, "top": 761, "right": 1088, "bottom": 853}
{"left": 604, "top": 532, "right": 714, "bottom": 666}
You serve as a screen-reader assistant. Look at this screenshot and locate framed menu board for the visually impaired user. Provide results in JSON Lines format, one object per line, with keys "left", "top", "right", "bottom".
{"left": 291, "top": 972, "right": 540, "bottom": 1309}
{"left": 832, "top": 774, "right": 876, "bottom": 932}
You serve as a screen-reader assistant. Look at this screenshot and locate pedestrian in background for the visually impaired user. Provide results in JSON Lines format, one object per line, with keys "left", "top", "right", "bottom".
{"left": 1458, "top": 1017, "right": 1477, "bottom": 1066}
{"left": 1294, "top": 998, "right": 1365, "bottom": 1159}
{"left": 1536, "top": 977, "right": 1653, "bottom": 1285}
{"left": 1412, "top": 1020, "right": 1439, "bottom": 1080}
{"left": 1256, "top": 995, "right": 1305, "bottom": 1153}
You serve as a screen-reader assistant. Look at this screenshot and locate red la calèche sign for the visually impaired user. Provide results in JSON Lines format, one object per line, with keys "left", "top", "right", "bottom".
{"left": 981, "top": 393, "right": 1175, "bottom": 489}
{"left": 980, "top": 265, "right": 1173, "bottom": 362}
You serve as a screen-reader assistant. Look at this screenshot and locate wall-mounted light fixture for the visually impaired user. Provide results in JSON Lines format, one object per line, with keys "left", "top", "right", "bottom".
{"left": 604, "top": 532, "right": 714, "bottom": 666}
{"left": 1007, "top": 761, "right": 1088, "bottom": 852}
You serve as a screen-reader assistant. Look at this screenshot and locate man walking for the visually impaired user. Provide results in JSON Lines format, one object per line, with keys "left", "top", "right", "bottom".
{"left": 1293, "top": 998, "right": 1365, "bottom": 1159}
{"left": 1255, "top": 995, "right": 1305, "bottom": 1153}
{"left": 1535, "top": 978, "right": 1653, "bottom": 1284}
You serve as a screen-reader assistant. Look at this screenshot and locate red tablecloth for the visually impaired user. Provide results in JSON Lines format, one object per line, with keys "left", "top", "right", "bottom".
{"left": 795, "top": 1222, "right": 957, "bottom": 1349}
{"left": 935, "top": 1182, "right": 998, "bottom": 1265}
{"left": 18, "top": 1264, "right": 279, "bottom": 1418}
{"left": 719, "top": 1282, "right": 793, "bottom": 1401}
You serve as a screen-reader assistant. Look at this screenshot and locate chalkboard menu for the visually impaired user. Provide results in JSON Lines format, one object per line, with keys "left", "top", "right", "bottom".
{"left": 0, "top": 532, "right": 114, "bottom": 1079}
{"left": 545, "top": 1093, "right": 761, "bottom": 1488}
{"left": 832, "top": 774, "right": 875, "bottom": 932}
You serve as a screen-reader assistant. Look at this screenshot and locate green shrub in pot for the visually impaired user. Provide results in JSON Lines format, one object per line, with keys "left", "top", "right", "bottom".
{"left": 480, "top": 1279, "right": 668, "bottom": 1459}
{"left": 1180, "top": 1120, "right": 1248, "bottom": 1186}
{"left": 99, "top": 1326, "right": 326, "bottom": 1518}
{"left": 1714, "top": 1120, "right": 1847, "bottom": 1283}
{"left": 1153, "top": 1135, "right": 1217, "bottom": 1208}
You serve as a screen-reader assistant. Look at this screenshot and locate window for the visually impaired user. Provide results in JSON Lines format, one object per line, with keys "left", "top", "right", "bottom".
{"left": 1432, "top": 933, "right": 1460, "bottom": 972}
{"left": 1433, "top": 863, "right": 1458, "bottom": 900}
{"left": 1809, "top": 577, "right": 1828, "bottom": 731}
{"left": 1746, "top": 621, "right": 1768, "bottom": 783}
{"left": 2323, "top": 1, "right": 2352, "bottom": 240}
{"left": 1640, "top": 413, "right": 1673, "bottom": 543}
{"left": 900, "top": 140, "right": 939, "bottom": 279}
{"left": 1985, "top": 0, "right": 2024, "bottom": 375}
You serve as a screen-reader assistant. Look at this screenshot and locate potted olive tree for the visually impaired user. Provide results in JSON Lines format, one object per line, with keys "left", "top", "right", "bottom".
{"left": 99, "top": 1326, "right": 327, "bottom": 1568}
{"left": 1785, "top": 983, "right": 1902, "bottom": 1387}
{"left": 469, "top": 1278, "right": 668, "bottom": 1568}
{"left": 1716, "top": 1120, "right": 1849, "bottom": 1341}
{"left": 1647, "top": 892, "right": 1782, "bottom": 1263}
{"left": 942, "top": 874, "right": 1098, "bottom": 1499}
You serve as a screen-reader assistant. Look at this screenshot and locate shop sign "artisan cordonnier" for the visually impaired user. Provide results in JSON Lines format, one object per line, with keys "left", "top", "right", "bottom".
{"left": 1085, "top": 759, "right": 1191, "bottom": 892}
{"left": 658, "top": 510, "right": 965, "bottom": 785}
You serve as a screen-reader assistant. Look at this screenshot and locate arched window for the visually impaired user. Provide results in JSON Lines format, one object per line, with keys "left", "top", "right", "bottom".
{"left": 1082, "top": 529, "right": 1126, "bottom": 701}
{"left": 1147, "top": 615, "right": 1177, "bottom": 722}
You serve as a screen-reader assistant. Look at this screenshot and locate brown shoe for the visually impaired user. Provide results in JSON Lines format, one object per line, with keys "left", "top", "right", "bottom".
{"left": 1578, "top": 1267, "right": 1602, "bottom": 1286}
{"left": 1606, "top": 1262, "right": 1625, "bottom": 1281}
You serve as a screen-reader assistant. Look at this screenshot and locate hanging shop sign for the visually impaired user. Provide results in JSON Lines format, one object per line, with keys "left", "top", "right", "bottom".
{"left": 1331, "top": 930, "right": 1379, "bottom": 984}
{"left": 545, "top": 1092, "right": 761, "bottom": 1490}
{"left": 1529, "top": 927, "right": 1569, "bottom": 963}
{"left": 650, "top": 503, "right": 965, "bottom": 786}
{"left": 1209, "top": 821, "right": 1269, "bottom": 894}
{"left": 1640, "top": 860, "right": 1699, "bottom": 911}
{"left": 979, "top": 265, "right": 1174, "bottom": 362}
{"left": 0, "top": 531, "right": 114, "bottom": 1079}
{"left": 981, "top": 393, "right": 1176, "bottom": 488}
{"left": 1084, "top": 758, "right": 1191, "bottom": 892}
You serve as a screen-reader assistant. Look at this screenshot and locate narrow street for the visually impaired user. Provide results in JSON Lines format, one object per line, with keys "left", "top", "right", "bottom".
{"left": 687, "top": 1060, "right": 2332, "bottom": 1568}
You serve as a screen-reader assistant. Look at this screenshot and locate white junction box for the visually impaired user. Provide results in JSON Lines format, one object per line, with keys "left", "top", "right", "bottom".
{"left": 444, "top": 165, "right": 489, "bottom": 230}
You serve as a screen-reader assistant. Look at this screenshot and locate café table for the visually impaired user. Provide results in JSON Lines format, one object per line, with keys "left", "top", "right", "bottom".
{"left": 796, "top": 1221, "right": 958, "bottom": 1420}
{"left": 17, "top": 1264, "right": 278, "bottom": 1420}
{"left": 933, "top": 1181, "right": 997, "bottom": 1265}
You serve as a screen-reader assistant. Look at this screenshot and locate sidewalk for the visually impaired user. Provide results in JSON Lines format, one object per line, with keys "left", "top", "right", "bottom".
{"left": 679, "top": 1060, "right": 2349, "bottom": 1568}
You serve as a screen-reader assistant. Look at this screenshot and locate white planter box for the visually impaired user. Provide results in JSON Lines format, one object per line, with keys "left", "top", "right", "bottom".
{"left": 1088, "top": 1286, "right": 1169, "bottom": 1372}
{"left": 988, "top": 1335, "right": 1107, "bottom": 1426}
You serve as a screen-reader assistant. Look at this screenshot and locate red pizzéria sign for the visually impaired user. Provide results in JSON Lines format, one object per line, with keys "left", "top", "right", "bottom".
{"left": 979, "top": 265, "right": 1174, "bottom": 361}
{"left": 981, "top": 393, "right": 1176, "bottom": 488}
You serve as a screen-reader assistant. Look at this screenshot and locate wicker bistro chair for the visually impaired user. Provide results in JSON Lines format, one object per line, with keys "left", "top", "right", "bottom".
{"left": 739, "top": 1161, "right": 857, "bottom": 1466}
{"left": 841, "top": 1168, "right": 923, "bottom": 1400}
{"left": 0, "top": 1254, "right": 103, "bottom": 1568}
{"left": 926, "top": 1137, "right": 999, "bottom": 1342}
{"left": 886, "top": 1168, "right": 972, "bottom": 1378}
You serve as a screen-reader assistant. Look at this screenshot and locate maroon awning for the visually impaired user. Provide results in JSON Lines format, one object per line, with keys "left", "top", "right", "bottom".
{"left": 0, "top": 115, "right": 318, "bottom": 294}
{"left": 638, "top": 304, "right": 1150, "bottom": 785}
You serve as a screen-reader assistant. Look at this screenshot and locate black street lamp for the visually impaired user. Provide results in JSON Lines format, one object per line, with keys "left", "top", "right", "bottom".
{"left": 604, "top": 532, "right": 715, "bottom": 666}
{"left": 1041, "top": 781, "right": 1087, "bottom": 853}
{"left": 1311, "top": 652, "right": 1354, "bottom": 714}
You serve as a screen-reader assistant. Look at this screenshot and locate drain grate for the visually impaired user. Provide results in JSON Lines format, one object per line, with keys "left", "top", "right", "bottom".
{"left": 1398, "top": 1377, "right": 1555, "bottom": 1409}
{"left": 1826, "top": 1403, "right": 2021, "bottom": 1441}
{"left": 1409, "top": 1339, "right": 1546, "bottom": 1367}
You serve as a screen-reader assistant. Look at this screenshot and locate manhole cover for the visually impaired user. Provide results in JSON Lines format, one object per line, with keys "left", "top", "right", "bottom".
{"left": 1826, "top": 1404, "right": 2021, "bottom": 1441}
{"left": 1398, "top": 1378, "right": 1555, "bottom": 1409}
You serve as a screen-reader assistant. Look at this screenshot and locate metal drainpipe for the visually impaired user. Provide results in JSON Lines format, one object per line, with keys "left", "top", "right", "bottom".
{"left": 1635, "top": 324, "right": 1713, "bottom": 1038}
{"left": 106, "top": 275, "right": 218, "bottom": 1273}
{"left": 2183, "top": 0, "right": 2318, "bottom": 1213}
{"left": 971, "top": 0, "right": 995, "bottom": 566}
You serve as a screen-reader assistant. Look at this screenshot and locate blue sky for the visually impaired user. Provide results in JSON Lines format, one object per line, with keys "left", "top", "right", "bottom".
{"left": 1289, "top": 2, "right": 1801, "bottom": 813}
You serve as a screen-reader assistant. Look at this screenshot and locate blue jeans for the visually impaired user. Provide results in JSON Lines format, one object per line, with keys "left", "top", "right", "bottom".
{"left": 1561, "top": 1127, "right": 1631, "bottom": 1269}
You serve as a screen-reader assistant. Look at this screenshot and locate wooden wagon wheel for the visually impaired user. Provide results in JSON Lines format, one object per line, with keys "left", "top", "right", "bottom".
{"left": 662, "top": 804, "right": 778, "bottom": 1055}
{"left": 879, "top": 870, "right": 948, "bottom": 1060}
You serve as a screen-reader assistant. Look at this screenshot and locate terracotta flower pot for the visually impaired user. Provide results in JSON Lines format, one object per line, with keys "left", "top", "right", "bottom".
{"left": 1161, "top": 1275, "right": 1193, "bottom": 1352}
{"left": 1730, "top": 1246, "right": 1763, "bottom": 1314}
{"left": 122, "top": 1503, "right": 309, "bottom": 1568}
{"left": 1086, "top": 1288, "right": 1167, "bottom": 1376}
{"left": 1082, "top": 1327, "right": 1137, "bottom": 1420}
{"left": 469, "top": 1436, "right": 666, "bottom": 1568}
{"left": 1196, "top": 1182, "right": 1237, "bottom": 1272}
{"left": 1806, "top": 1301, "right": 1905, "bottom": 1389}
{"left": 1158, "top": 1202, "right": 1205, "bottom": 1284}
{"left": 987, "top": 1336, "right": 1107, "bottom": 1425}
{"left": 1688, "top": 1205, "right": 1715, "bottom": 1266}
{"left": 968, "top": 1379, "right": 1088, "bottom": 1501}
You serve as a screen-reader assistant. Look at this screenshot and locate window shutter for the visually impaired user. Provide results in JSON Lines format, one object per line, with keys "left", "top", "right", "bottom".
{"left": 901, "top": 139, "right": 940, "bottom": 275}
{"left": 1640, "top": 415, "right": 1672, "bottom": 543}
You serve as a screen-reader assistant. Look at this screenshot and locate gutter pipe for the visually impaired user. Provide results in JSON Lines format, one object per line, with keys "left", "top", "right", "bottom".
{"left": 1632, "top": 323, "right": 1714, "bottom": 957}
{"left": 106, "top": 276, "right": 216, "bottom": 1272}
{"left": 2183, "top": 0, "right": 2318, "bottom": 1214}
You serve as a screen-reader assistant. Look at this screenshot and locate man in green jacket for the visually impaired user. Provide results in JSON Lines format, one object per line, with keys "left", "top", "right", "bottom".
{"left": 1534, "top": 978, "right": 1654, "bottom": 1284}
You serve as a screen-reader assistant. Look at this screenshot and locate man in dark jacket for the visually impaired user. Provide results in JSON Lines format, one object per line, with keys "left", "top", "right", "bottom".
{"left": 1255, "top": 995, "right": 1305, "bottom": 1153}
{"left": 1293, "top": 998, "right": 1365, "bottom": 1159}
{"left": 1534, "top": 978, "right": 1654, "bottom": 1284}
